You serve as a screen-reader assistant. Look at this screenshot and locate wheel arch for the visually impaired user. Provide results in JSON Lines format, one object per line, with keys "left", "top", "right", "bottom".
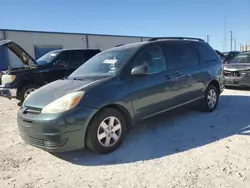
{"left": 16, "top": 75, "right": 45, "bottom": 99}
{"left": 102, "top": 103, "right": 133, "bottom": 131}
{"left": 83, "top": 103, "right": 133, "bottom": 148}
{"left": 205, "top": 79, "right": 221, "bottom": 94}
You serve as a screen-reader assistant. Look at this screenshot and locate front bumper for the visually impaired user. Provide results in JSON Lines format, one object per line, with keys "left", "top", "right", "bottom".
{"left": 17, "top": 105, "right": 98, "bottom": 152}
{"left": 224, "top": 73, "right": 250, "bottom": 87}
{"left": 0, "top": 86, "right": 17, "bottom": 99}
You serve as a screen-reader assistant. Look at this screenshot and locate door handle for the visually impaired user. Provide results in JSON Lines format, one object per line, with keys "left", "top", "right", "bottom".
{"left": 175, "top": 71, "right": 181, "bottom": 77}
{"left": 165, "top": 74, "right": 172, "bottom": 80}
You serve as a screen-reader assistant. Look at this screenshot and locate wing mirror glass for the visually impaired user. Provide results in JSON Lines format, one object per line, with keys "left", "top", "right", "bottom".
{"left": 131, "top": 65, "right": 148, "bottom": 76}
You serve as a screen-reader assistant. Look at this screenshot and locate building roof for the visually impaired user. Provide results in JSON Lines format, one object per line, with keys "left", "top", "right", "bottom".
{"left": 0, "top": 28, "right": 151, "bottom": 39}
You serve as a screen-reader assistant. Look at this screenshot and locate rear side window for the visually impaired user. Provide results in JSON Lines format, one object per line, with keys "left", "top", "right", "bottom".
{"left": 195, "top": 42, "right": 217, "bottom": 62}
{"left": 165, "top": 43, "right": 199, "bottom": 69}
{"left": 70, "top": 50, "right": 86, "bottom": 67}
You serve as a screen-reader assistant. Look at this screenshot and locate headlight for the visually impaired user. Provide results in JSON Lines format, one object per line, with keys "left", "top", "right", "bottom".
{"left": 240, "top": 70, "right": 249, "bottom": 75}
{"left": 41, "top": 91, "right": 84, "bottom": 114}
{"left": 1, "top": 75, "right": 16, "bottom": 85}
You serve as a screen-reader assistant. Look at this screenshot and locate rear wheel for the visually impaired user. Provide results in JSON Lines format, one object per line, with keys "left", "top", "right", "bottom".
{"left": 200, "top": 85, "right": 219, "bottom": 112}
{"left": 86, "top": 108, "right": 126, "bottom": 154}
{"left": 19, "top": 84, "right": 39, "bottom": 103}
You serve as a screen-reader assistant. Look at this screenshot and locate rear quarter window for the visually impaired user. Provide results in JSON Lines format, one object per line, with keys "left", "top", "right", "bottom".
{"left": 195, "top": 42, "right": 218, "bottom": 63}
{"left": 164, "top": 42, "right": 199, "bottom": 69}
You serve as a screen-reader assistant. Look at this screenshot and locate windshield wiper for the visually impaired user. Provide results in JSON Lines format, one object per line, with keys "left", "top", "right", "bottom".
{"left": 73, "top": 78, "right": 84, "bottom": 80}
{"left": 67, "top": 77, "right": 85, "bottom": 81}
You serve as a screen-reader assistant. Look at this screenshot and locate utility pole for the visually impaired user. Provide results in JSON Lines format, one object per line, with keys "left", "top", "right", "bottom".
{"left": 223, "top": 16, "right": 227, "bottom": 52}
{"left": 206, "top": 34, "right": 210, "bottom": 44}
{"left": 230, "top": 31, "right": 233, "bottom": 51}
{"left": 234, "top": 38, "right": 236, "bottom": 51}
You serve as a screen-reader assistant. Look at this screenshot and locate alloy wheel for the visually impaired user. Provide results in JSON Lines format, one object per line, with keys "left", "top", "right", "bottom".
{"left": 207, "top": 89, "right": 217, "bottom": 108}
{"left": 24, "top": 88, "right": 36, "bottom": 99}
{"left": 97, "top": 116, "right": 122, "bottom": 147}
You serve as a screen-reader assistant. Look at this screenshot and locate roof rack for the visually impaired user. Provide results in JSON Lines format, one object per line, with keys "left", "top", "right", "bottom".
{"left": 148, "top": 37, "right": 205, "bottom": 42}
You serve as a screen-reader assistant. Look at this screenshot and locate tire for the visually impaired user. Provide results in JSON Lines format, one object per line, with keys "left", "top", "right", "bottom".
{"left": 0, "top": 71, "right": 3, "bottom": 85}
{"left": 86, "top": 108, "right": 126, "bottom": 154}
{"left": 200, "top": 84, "right": 219, "bottom": 112}
{"left": 19, "top": 84, "right": 39, "bottom": 103}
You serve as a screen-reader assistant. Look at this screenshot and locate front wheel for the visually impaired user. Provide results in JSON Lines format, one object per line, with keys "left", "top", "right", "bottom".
{"left": 86, "top": 108, "right": 126, "bottom": 154}
{"left": 200, "top": 85, "right": 219, "bottom": 112}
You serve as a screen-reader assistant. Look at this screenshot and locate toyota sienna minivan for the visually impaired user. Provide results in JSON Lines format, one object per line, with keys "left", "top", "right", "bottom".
{"left": 17, "top": 37, "right": 225, "bottom": 154}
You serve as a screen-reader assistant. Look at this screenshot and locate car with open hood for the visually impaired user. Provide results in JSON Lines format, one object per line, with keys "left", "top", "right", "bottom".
{"left": 223, "top": 51, "right": 240, "bottom": 64}
{"left": 223, "top": 51, "right": 250, "bottom": 87}
{"left": 0, "top": 40, "right": 101, "bottom": 103}
{"left": 17, "top": 37, "right": 225, "bottom": 154}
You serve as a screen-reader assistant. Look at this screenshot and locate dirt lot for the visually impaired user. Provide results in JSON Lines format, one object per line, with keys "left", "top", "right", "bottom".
{"left": 1, "top": 89, "right": 250, "bottom": 188}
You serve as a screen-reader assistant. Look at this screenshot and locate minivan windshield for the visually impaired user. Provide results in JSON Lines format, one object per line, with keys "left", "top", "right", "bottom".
{"left": 230, "top": 53, "right": 250, "bottom": 64}
{"left": 36, "top": 51, "right": 60, "bottom": 66}
{"left": 69, "top": 46, "right": 137, "bottom": 78}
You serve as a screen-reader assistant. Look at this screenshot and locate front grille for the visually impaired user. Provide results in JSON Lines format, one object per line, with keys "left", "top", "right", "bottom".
{"left": 224, "top": 70, "right": 240, "bottom": 77}
{"left": 29, "top": 137, "right": 44, "bottom": 146}
{"left": 28, "top": 137, "right": 67, "bottom": 148}
{"left": 44, "top": 140, "right": 67, "bottom": 147}
{"left": 24, "top": 107, "right": 42, "bottom": 115}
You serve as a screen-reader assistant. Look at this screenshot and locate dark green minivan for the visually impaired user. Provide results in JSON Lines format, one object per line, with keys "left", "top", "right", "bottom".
{"left": 17, "top": 37, "right": 225, "bottom": 154}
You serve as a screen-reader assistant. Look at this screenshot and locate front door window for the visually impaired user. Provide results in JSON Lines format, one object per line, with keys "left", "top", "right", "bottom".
{"left": 132, "top": 45, "right": 167, "bottom": 74}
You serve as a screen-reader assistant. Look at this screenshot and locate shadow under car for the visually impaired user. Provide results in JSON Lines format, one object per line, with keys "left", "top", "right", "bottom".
{"left": 51, "top": 95, "right": 250, "bottom": 166}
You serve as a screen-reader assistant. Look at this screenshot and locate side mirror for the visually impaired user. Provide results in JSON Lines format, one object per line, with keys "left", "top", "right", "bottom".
{"left": 131, "top": 65, "right": 148, "bottom": 76}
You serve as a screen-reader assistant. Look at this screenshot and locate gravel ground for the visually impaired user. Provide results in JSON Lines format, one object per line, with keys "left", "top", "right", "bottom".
{"left": 1, "top": 89, "right": 250, "bottom": 188}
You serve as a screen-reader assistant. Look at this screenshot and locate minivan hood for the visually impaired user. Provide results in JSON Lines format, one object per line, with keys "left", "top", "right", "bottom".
{"left": 23, "top": 77, "right": 105, "bottom": 108}
{"left": 0, "top": 40, "right": 37, "bottom": 66}
{"left": 223, "top": 63, "right": 250, "bottom": 71}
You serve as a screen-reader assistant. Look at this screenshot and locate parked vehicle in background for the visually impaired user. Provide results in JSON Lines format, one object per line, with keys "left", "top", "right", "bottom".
{"left": 223, "top": 51, "right": 250, "bottom": 88}
{"left": 223, "top": 51, "right": 240, "bottom": 64}
{"left": 17, "top": 37, "right": 225, "bottom": 154}
{"left": 0, "top": 40, "right": 101, "bottom": 103}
